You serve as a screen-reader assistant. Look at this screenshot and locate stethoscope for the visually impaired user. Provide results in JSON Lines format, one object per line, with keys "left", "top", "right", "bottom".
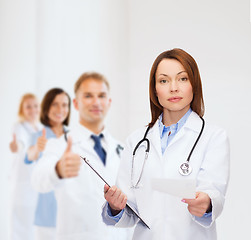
{"left": 131, "top": 117, "right": 205, "bottom": 189}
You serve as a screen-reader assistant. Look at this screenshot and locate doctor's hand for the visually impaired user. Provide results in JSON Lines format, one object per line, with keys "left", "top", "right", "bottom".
{"left": 9, "top": 134, "right": 18, "bottom": 153}
{"left": 56, "top": 137, "right": 81, "bottom": 179}
{"left": 104, "top": 184, "right": 127, "bottom": 216}
{"left": 27, "top": 128, "right": 48, "bottom": 161}
{"left": 182, "top": 192, "right": 212, "bottom": 217}
{"left": 35, "top": 128, "right": 47, "bottom": 153}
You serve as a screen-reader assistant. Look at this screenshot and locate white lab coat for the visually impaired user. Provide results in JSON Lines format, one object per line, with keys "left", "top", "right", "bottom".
{"left": 102, "top": 111, "right": 230, "bottom": 240}
{"left": 31, "top": 123, "right": 131, "bottom": 240}
{"left": 9, "top": 121, "right": 42, "bottom": 240}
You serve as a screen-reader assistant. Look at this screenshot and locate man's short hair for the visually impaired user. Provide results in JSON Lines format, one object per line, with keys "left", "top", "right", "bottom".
{"left": 74, "top": 72, "right": 110, "bottom": 95}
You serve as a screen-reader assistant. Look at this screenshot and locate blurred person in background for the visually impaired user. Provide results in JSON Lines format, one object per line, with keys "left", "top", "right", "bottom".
{"left": 9, "top": 93, "right": 42, "bottom": 240}
{"left": 31, "top": 72, "right": 131, "bottom": 240}
{"left": 25, "top": 88, "right": 71, "bottom": 240}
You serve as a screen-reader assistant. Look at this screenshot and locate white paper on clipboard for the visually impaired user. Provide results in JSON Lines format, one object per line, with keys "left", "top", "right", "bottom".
{"left": 151, "top": 178, "right": 196, "bottom": 199}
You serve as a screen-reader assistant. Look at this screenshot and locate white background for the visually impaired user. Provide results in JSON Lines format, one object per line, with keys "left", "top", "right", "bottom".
{"left": 0, "top": 0, "right": 250, "bottom": 239}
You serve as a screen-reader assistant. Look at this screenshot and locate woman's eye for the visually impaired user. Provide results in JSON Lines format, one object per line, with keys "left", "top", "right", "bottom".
{"left": 180, "top": 77, "right": 188, "bottom": 81}
{"left": 160, "top": 79, "right": 167, "bottom": 83}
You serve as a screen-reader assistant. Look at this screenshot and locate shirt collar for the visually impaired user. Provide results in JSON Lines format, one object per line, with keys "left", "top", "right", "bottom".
{"left": 158, "top": 108, "right": 192, "bottom": 137}
{"left": 72, "top": 122, "right": 107, "bottom": 142}
{"left": 22, "top": 121, "right": 42, "bottom": 133}
{"left": 43, "top": 125, "right": 69, "bottom": 138}
{"left": 44, "top": 126, "right": 56, "bottom": 137}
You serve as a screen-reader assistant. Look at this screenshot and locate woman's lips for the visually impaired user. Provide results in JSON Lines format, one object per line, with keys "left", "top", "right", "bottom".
{"left": 168, "top": 97, "right": 182, "bottom": 102}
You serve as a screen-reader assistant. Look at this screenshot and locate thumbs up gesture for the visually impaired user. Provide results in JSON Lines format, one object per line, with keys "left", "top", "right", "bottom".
{"left": 35, "top": 128, "right": 47, "bottom": 152}
{"left": 9, "top": 134, "right": 18, "bottom": 153}
{"left": 56, "top": 137, "right": 81, "bottom": 179}
{"left": 27, "top": 128, "right": 48, "bottom": 161}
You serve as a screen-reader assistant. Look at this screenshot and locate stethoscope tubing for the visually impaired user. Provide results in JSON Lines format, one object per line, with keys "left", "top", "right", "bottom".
{"left": 186, "top": 117, "right": 205, "bottom": 163}
{"left": 131, "top": 117, "right": 205, "bottom": 186}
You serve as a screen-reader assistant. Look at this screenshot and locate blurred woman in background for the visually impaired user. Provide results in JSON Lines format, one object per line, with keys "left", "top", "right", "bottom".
{"left": 25, "top": 88, "right": 71, "bottom": 240}
{"left": 9, "top": 93, "right": 41, "bottom": 240}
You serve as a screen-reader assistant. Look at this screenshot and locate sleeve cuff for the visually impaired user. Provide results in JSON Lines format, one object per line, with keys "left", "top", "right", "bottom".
{"left": 24, "top": 154, "right": 33, "bottom": 164}
{"left": 50, "top": 162, "right": 63, "bottom": 187}
{"left": 107, "top": 203, "right": 124, "bottom": 222}
{"left": 202, "top": 212, "right": 212, "bottom": 218}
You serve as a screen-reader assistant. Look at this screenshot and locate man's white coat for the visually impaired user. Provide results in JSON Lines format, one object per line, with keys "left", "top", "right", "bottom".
{"left": 32, "top": 123, "right": 129, "bottom": 240}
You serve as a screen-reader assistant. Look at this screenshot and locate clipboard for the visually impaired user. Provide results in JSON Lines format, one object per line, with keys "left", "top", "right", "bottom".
{"left": 80, "top": 156, "right": 150, "bottom": 229}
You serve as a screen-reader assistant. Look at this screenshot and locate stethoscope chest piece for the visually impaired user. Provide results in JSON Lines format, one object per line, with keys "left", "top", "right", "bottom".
{"left": 179, "top": 162, "right": 192, "bottom": 176}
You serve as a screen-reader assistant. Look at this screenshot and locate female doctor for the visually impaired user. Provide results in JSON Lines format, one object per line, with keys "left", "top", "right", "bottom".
{"left": 9, "top": 93, "right": 42, "bottom": 240}
{"left": 102, "top": 48, "right": 230, "bottom": 239}
{"left": 25, "top": 88, "right": 71, "bottom": 240}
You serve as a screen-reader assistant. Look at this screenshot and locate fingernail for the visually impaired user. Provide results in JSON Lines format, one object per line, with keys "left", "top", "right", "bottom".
{"left": 181, "top": 199, "right": 186, "bottom": 203}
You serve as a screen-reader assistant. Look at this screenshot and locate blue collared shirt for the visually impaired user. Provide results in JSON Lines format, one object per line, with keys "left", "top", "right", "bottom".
{"left": 159, "top": 108, "right": 192, "bottom": 154}
{"left": 24, "top": 126, "right": 60, "bottom": 227}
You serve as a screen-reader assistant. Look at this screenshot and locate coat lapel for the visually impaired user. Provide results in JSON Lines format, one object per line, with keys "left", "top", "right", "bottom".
{"left": 166, "top": 112, "right": 203, "bottom": 148}
{"left": 104, "top": 133, "right": 118, "bottom": 165}
{"left": 70, "top": 125, "right": 99, "bottom": 162}
{"left": 148, "top": 122, "right": 163, "bottom": 162}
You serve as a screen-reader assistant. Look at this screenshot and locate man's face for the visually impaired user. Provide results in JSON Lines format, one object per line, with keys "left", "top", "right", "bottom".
{"left": 73, "top": 78, "right": 111, "bottom": 126}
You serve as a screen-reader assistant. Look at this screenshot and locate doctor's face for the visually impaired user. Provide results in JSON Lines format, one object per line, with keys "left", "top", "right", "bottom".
{"left": 48, "top": 93, "right": 69, "bottom": 126}
{"left": 155, "top": 59, "right": 193, "bottom": 117}
{"left": 73, "top": 78, "right": 111, "bottom": 126}
{"left": 22, "top": 97, "right": 40, "bottom": 123}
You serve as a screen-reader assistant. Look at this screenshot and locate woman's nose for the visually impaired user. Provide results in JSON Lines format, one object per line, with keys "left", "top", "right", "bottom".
{"left": 170, "top": 81, "right": 178, "bottom": 92}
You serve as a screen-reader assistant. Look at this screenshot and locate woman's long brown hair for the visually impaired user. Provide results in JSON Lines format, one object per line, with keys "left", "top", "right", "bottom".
{"left": 148, "top": 48, "right": 204, "bottom": 127}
